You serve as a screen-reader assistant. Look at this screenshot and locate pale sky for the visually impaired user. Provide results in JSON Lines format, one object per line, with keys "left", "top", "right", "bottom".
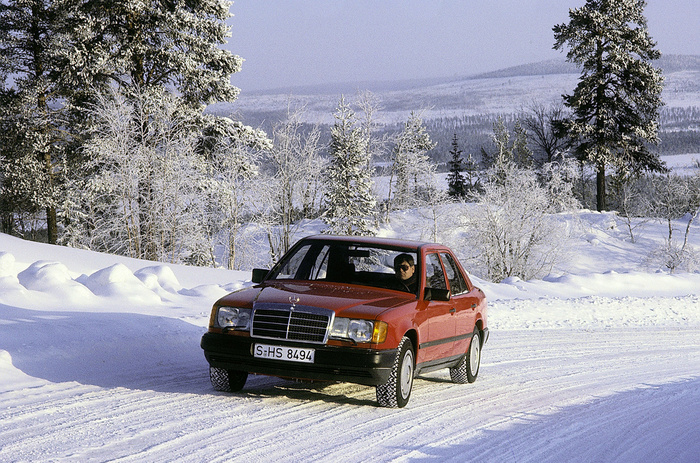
{"left": 225, "top": 1, "right": 700, "bottom": 92}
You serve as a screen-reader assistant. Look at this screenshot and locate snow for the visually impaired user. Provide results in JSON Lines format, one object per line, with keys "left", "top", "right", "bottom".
{"left": 1, "top": 208, "right": 700, "bottom": 462}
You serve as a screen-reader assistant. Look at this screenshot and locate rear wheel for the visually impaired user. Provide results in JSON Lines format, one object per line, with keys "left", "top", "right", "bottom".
{"left": 376, "top": 337, "right": 414, "bottom": 408}
{"left": 449, "top": 329, "right": 481, "bottom": 384}
{"left": 209, "top": 367, "right": 248, "bottom": 392}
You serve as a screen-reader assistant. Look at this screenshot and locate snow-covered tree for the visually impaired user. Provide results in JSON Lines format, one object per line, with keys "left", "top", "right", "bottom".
{"left": 463, "top": 151, "right": 481, "bottom": 194}
{"left": 387, "top": 111, "right": 436, "bottom": 212}
{"left": 190, "top": 115, "right": 270, "bottom": 269}
{"left": 646, "top": 173, "right": 700, "bottom": 272}
{"left": 553, "top": 0, "right": 666, "bottom": 211}
{"left": 61, "top": 87, "right": 205, "bottom": 262}
{"left": 263, "top": 107, "right": 325, "bottom": 260}
{"left": 609, "top": 172, "right": 653, "bottom": 243}
{"left": 323, "top": 96, "right": 376, "bottom": 236}
{"left": 463, "top": 117, "right": 579, "bottom": 282}
{"left": 1, "top": 0, "right": 244, "bottom": 246}
{"left": 481, "top": 117, "right": 533, "bottom": 185}
{"left": 0, "top": 0, "right": 70, "bottom": 243}
{"left": 356, "top": 91, "right": 388, "bottom": 173}
{"left": 59, "top": 0, "right": 241, "bottom": 108}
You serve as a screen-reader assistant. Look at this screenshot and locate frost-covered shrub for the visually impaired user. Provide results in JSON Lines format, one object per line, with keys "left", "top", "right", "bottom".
{"left": 644, "top": 173, "right": 700, "bottom": 273}
{"left": 645, "top": 241, "right": 700, "bottom": 274}
{"left": 463, "top": 162, "right": 577, "bottom": 282}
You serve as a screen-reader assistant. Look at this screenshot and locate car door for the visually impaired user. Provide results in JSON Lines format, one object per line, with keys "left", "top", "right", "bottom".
{"left": 421, "top": 253, "right": 456, "bottom": 361}
{"left": 440, "top": 252, "right": 479, "bottom": 356}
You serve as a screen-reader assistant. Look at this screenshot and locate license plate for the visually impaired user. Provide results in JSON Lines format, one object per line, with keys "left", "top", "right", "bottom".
{"left": 253, "top": 344, "right": 315, "bottom": 363}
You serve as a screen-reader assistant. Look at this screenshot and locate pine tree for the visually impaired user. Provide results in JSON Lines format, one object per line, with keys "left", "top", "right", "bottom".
{"left": 0, "top": 0, "right": 69, "bottom": 243}
{"left": 447, "top": 133, "right": 468, "bottom": 199}
{"left": 1, "top": 0, "right": 244, "bottom": 245}
{"left": 57, "top": 0, "right": 244, "bottom": 257}
{"left": 323, "top": 97, "right": 376, "bottom": 236}
{"left": 59, "top": 0, "right": 242, "bottom": 108}
{"left": 553, "top": 0, "right": 666, "bottom": 211}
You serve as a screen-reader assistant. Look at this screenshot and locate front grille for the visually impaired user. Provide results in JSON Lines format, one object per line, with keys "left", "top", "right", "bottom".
{"left": 252, "top": 304, "right": 331, "bottom": 344}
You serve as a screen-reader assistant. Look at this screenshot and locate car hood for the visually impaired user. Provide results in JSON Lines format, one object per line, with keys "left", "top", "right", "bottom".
{"left": 218, "top": 281, "right": 415, "bottom": 319}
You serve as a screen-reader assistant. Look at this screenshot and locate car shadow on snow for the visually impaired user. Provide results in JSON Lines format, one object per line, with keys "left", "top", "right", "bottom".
{"left": 391, "top": 377, "right": 700, "bottom": 463}
{"left": 0, "top": 304, "right": 212, "bottom": 394}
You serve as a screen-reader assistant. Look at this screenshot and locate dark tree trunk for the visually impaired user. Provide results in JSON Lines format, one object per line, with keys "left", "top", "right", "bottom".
{"left": 596, "top": 163, "right": 606, "bottom": 212}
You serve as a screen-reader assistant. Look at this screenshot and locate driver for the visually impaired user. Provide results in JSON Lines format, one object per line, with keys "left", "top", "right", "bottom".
{"left": 394, "top": 253, "right": 417, "bottom": 293}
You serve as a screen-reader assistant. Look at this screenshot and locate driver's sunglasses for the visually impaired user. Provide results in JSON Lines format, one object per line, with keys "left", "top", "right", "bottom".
{"left": 397, "top": 264, "right": 412, "bottom": 271}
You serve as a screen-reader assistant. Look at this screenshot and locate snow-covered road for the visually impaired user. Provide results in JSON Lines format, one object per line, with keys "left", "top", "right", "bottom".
{"left": 2, "top": 209, "right": 700, "bottom": 462}
{"left": 2, "top": 301, "right": 698, "bottom": 462}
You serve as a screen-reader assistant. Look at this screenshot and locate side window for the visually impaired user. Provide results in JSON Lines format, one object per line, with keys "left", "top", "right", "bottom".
{"left": 425, "top": 253, "right": 447, "bottom": 290}
{"left": 441, "top": 252, "right": 469, "bottom": 295}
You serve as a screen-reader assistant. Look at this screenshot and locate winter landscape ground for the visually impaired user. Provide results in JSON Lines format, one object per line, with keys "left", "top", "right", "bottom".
{"left": 1, "top": 153, "right": 700, "bottom": 462}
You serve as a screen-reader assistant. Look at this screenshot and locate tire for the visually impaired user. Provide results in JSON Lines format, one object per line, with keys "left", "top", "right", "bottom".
{"left": 376, "top": 336, "right": 414, "bottom": 408}
{"left": 209, "top": 367, "right": 248, "bottom": 392}
{"left": 449, "top": 329, "right": 481, "bottom": 384}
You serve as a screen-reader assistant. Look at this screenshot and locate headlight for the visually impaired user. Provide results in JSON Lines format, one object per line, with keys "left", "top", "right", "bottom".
{"left": 348, "top": 319, "right": 374, "bottom": 342}
{"left": 330, "top": 318, "right": 388, "bottom": 343}
{"left": 216, "top": 307, "right": 251, "bottom": 330}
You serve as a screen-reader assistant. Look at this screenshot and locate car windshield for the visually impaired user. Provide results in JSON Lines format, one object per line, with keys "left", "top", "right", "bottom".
{"left": 267, "top": 241, "right": 419, "bottom": 294}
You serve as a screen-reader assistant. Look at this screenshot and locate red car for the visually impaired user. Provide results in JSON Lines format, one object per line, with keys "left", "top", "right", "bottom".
{"left": 201, "top": 235, "right": 488, "bottom": 407}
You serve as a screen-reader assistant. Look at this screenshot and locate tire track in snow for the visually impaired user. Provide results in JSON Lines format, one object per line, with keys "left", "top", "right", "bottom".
{"left": 1, "top": 327, "right": 698, "bottom": 462}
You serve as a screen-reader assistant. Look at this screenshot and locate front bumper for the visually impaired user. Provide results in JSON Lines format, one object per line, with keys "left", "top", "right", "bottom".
{"left": 201, "top": 332, "right": 398, "bottom": 386}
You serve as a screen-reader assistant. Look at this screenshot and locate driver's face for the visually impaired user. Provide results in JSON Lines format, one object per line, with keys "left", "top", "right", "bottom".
{"left": 395, "top": 261, "right": 415, "bottom": 281}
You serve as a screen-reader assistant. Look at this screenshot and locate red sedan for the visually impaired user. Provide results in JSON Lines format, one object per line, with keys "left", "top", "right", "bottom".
{"left": 201, "top": 235, "right": 488, "bottom": 408}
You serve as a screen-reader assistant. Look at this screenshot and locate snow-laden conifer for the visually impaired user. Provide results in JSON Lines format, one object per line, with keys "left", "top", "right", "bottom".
{"left": 323, "top": 97, "right": 376, "bottom": 236}
{"left": 0, "top": 0, "right": 70, "bottom": 243}
{"left": 386, "top": 111, "right": 436, "bottom": 212}
{"left": 553, "top": 0, "right": 666, "bottom": 211}
{"left": 59, "top": 0, "right": 241, "bottom": 108}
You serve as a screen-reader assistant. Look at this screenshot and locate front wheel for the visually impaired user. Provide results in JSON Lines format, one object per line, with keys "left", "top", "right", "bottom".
{"left": 449, "top": 329, "right": 481, "bottom": 384}
{"left": 376, "top": 337, "right": 414, "bottom": 408}
{"left": 209, "top": 367, "right": 248, "bottom": 392}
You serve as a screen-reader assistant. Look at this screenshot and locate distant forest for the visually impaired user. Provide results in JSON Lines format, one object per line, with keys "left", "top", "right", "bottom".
{"left": 233, "top": 106, "right": 700, "bottom": 172}
{"left": 422, "top": 106, "right": 700, "bottom": 169}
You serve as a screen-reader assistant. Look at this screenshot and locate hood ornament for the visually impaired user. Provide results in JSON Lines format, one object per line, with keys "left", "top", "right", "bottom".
{"left": 289, "top": 295, "right": 300, "bottom": 309}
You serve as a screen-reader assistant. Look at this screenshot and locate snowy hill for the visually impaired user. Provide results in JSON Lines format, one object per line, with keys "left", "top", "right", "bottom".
{"left": 1, "top": 207, "right": 699, "bottom": 461}
{"left": 208, "top": 55, "right": 700, "bottom": 127}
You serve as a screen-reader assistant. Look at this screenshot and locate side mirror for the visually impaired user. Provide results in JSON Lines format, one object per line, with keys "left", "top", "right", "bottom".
{"left": 252, "top": 268, "right": 269, "bottom": 284}
{"left": 424, "top": 287, "right": 451, "bottom": 301}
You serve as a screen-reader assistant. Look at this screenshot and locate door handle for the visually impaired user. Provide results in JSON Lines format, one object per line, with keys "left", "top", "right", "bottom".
{"left": 449, "top": 308, "right": 456, "bottom": 313}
